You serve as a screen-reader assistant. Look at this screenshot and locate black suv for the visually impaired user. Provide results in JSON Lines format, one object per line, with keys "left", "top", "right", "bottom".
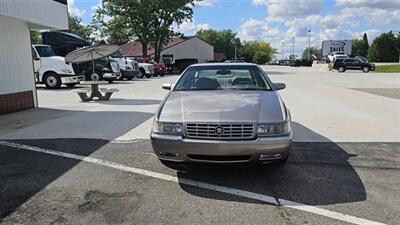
{"left": 333, "top": 58, "right": 375, "bottom": 73}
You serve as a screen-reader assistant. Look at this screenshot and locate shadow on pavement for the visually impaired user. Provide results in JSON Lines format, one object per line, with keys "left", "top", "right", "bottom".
{"left": 97, "top": 99, "right": 161, "bottom": 106}
{"left": 0, "top": 138, "right": 108, "bottom": 220}
{"left": 0, "top": 108, "right": 154, "bottom": 140}
{"left": 176, "top": 122, "right": 367, "bottom": 206}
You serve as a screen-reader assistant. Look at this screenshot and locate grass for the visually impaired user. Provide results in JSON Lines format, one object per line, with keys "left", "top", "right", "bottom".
{"left": 374, "top": 64, "right": 400, "bottom": 73}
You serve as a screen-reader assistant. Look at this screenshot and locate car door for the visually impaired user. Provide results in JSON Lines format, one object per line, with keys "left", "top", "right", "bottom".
{"left": 32, "top": 47, "right": 40, "bottom": 73}
{"left": 352, "top": 59, "right": 363, "bottom": 69}
{"left": 345, "top": 59, "right": 356, "bottom": 69}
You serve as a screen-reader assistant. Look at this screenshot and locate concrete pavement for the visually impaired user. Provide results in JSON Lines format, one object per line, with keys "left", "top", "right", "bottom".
{"left": 0, "top": 66, "right": 399, "bottom": 225}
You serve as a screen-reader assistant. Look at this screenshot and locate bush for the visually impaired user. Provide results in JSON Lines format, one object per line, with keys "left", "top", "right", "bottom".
{"left": 253, "top": 51, "right": 271, "bottom": 65}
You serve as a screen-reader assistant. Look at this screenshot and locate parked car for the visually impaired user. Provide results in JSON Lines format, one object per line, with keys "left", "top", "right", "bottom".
{"left": 333, "top": 58, "right": 375, "bottom": 73}
{"left": 151, "top": 63, "right": 292, "bottom": 165}
{"left": 137, "top": 58, "right": 166, "bottom": 77}
{"left": 32, "top": 45, "right": 83, "bottom": 89}
{"left": 327, "top": 52, "right": 349, "bottom": 63}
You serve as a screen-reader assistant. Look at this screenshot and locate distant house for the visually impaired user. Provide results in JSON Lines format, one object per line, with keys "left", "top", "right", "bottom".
{"left": 120, "top": 37, "right": 214, "bottom": 63}
{"left": 0, "top": 0, "right": 69, "bottom": 115}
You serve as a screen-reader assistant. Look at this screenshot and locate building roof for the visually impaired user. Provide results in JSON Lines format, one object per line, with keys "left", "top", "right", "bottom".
{"left": 120, "top": 37, "right": 186, "bottom": 57}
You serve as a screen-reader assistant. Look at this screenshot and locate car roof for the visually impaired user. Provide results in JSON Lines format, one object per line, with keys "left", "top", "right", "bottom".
{"left": 189, "top": 62, "right": 257, "bottom": 67}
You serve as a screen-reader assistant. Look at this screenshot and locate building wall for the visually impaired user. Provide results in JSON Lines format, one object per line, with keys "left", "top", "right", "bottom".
{"left": 0, "top": 16, "right": 37, "bottom": 115}
{"left": 161, "top": 37, "right": 214, "bottom": 63}
{"left": 0, "top": 0, "right": 68, "bottom": 30}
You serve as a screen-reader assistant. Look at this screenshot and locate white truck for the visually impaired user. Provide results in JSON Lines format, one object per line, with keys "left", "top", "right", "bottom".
{"left": 109, "top": 51, "right": 139, "bottom": 80}
{"left": 32, "top": 45, "right": 83, "bottom": 89}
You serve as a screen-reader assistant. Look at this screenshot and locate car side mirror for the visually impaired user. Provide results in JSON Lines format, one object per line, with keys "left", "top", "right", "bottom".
{"left": 274, "top": 83, "right": 286, "bottom": 90}
{"left": 162, "top": 83, "right": 172, "bottom": 90}
{"left": 33, "top": 57, "right": 40, "bottom": 61}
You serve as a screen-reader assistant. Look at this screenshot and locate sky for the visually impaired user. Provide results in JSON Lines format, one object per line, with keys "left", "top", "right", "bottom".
{"left": 68, "top": 0, "right": 400, "bottom": 58}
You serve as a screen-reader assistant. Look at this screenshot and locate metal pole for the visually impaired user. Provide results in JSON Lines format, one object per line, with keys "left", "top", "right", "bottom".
{"left": 92, "top": 52, "right": 95, "bottom": 75}
{"left": 308, "top": 30, "right": 311, "bottom": 60}
{"left": 235, "top": 42, "right": 237, "bottom": 60}
{"left": 292, "top": 37, "right": 295, "bottom": 59}
{"left": 282, "top": 42, "right": 284, "bottom": 59}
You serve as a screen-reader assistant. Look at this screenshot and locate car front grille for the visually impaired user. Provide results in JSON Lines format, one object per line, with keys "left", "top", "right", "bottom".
{"left": 185, "top": 123, "right": 255, "bottom": 140}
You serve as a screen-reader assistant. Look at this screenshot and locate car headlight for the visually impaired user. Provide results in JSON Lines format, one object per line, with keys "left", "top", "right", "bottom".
{"left": 153, "top": 122, "right": 183, "bottom": 136}
{"left": 257, "top": 121, "right": 291, "bottom": 136}
{"left": 61, "top": 68, "right": 73, "bottom": 74}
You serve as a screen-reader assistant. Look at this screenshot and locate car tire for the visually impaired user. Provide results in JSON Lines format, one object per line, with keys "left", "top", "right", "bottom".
{"left": 145, "top": 73, "right": 152, "bottom": 79}
{"left": 362, "top": 67, "right": 370, "bottom": 73}
{"left": 127, "top": 77, "right": 133, "bottom": 80}
{"left": 139, "top": 69, "right": 145, "bottom": 78}
{"left": 43, "top": 72, "right": 61, "bottom": 89}
{"left": 107, "top": 80, "right": 113, "bottom": 84}
{"left": 338, "top": 67, "right": 345, "bottom": 73}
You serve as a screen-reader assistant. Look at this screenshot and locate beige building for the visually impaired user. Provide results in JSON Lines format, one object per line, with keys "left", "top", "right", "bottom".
{"left": 0, "top": 0, "right": 68, "bottom": 115}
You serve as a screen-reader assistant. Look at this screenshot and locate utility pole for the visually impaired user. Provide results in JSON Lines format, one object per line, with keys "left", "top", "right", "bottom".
{"left": 292, "top": 37, "right": 295, "bottom": 60}
{"left": 282, "top": 42, "right": 284, "bottom": 60}
{"left": 308, "top": 30, "right": 311, "bottom": 60}
{"left": 235, "top": 42, "right": 237, "bottom": 60}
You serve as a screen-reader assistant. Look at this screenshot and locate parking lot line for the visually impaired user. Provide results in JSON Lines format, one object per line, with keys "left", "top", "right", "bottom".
{"left": 0, "top": 140, "right": 386, "bottom": 225}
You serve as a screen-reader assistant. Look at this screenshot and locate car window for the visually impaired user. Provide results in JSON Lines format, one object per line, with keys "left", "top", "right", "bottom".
{"left": 35, "top": 46, "right": 56, "bottom": 57}
{"left": 174, "top": 66, "right": 271, "bottom": 91}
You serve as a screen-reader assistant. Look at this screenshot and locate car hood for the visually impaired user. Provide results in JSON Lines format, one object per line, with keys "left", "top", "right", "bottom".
{"left": 42, "top": 56, "right": 66, "bottom": 63}
{"left": 159, "top": 91, "right": 286, "bottom": 123}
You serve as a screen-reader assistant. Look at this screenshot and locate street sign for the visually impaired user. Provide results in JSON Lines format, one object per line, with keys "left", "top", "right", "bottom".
{"left": 322, "top": 40, "right": 352, "bottom": 56}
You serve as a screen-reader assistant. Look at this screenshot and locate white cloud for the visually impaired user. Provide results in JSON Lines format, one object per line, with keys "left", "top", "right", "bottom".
{"left": 239, "top": 18, "right": 280, "bottom": 41}
{"left": 195, "top": 0, "right": 217, "bottom": 7}
{"left": 252, "top": 0, "right": 323, "bottom": 18}
{"left": 176, "top": 20, "right": 211, "bottom": 33}
{"left": 335, "top": 0, "right": 400, "bottom": 9}
{"left": 336, "top": 0, "right": 400, "bottom": 24}
{"left": 67, "top": 0, "right": 85, "bottom": 17}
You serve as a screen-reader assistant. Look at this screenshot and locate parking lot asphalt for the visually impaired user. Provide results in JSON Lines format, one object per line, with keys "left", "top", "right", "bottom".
{"left": 0, "top": 66, "right": 399, "bottom": 225}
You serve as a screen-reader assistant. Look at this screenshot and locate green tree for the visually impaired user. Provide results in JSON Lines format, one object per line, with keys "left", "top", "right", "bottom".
{"left": 30, "top": 31, "right": 41, "bottom": 44}
{"left": 150, "top": 0, "right": 195, "bottom": 62}
{"left": 68, "top": 14, "right": 93, "bottom": 41}
{"left": 302, "top": 47, "right": 321, "bottom": 60}
{"left": 94, "top": 0, "right": 197, "bottom": 58}
{"left": 238, "top": 41, "right": 276, "bottom": 63}
{"left": 368, "top": 31, "right": 399, "bottom": 62}
{"left": 352, "top": 33, "right": 369, "bottom": 57}
{"left": 253, "top": 51, "right": 270, "bottom": 65}
{"left": 196, "top": 29, "right": 241, "bottom": 60}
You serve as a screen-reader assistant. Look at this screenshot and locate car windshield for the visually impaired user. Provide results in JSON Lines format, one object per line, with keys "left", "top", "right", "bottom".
{"left": 110, "top": 51, "right": 123, "bottom": 58}
{"left": 174, "top": 66, "right": 272, "bottom": 91}
{"left": 35, "top": 46, "right": 56, "bottom": 57}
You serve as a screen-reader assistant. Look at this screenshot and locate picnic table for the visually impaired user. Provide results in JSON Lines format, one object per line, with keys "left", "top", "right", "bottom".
{"left": 75, "top": 81, "right": 118, "bottom": 102}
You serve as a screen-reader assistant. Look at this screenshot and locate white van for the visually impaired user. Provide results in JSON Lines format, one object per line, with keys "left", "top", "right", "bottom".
{"left": 32, "top": 45, "right": 84, "bottom": 89}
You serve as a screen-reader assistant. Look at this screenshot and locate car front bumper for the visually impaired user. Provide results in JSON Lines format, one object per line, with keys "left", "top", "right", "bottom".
{"left": 150, "top": 133, "right": 292, "bottom": 164}
{"left": 60, "top": 75, "right": 84, "bottom": 84}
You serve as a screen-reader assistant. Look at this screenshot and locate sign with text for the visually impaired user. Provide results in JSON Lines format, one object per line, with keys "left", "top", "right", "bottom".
{"left": 322, "top": 40, "right": 352, "bottom": 56}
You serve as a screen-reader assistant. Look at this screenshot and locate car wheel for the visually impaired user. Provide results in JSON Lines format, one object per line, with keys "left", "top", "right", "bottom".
{"left": 362, "top": 67, "right": 370, "bottom": 73}
{"left": 127, "top": 77, "right": 133, "bottom": 80}
{"left": 107, "top": 80, "right": 113, "bottom": 84}
{"left": 139, "top": 69, "right": 145, "bottom": 78}
{"left": 145, "top": 73, "right": 152, "bottom": 78}
{"left": 338, "top": 67, "right": 345, "bottom": 73}
{"left": 44, "top": 72, "right": 61, "bottom": 89}
{"left": 66, "top": 83, "right": 77, "bottom": 88}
